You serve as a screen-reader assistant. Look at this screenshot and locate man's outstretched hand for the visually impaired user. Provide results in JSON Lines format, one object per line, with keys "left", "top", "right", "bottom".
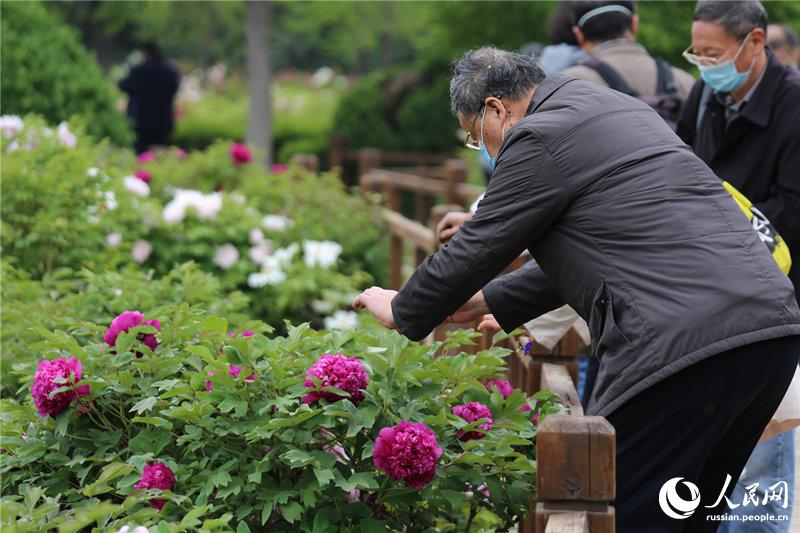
{"left": 353, "top": 287, "right": 398, "bottom": 329}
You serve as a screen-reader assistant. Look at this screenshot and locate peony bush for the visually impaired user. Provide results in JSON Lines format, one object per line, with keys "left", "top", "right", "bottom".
{"left": 0, "top": 307, "right": 562, "bottom": 532}
{"left": 1, "top": 115, "right": 388, "bottom": 333}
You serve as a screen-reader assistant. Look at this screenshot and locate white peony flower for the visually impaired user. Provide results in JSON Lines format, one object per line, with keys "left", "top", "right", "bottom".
{"left": 123, "top": 176, "right": 150, "bottom": 197}
{"left": 162, "top": 199, "right": 186, "bottom": 224}
{"left": 195, "top": 192, "right": 222, "bottom": 220}
{"left": 259, "top": 256, "right": 287, "bottom": 285}
{"left": 112, "top": 288, "right": 123, "bottom": 297}
{"left": 262, "top": 214, "right": 292, "bottom": 232}
{"left": 213, "top": 243, "right": 239, "bottom": 270}
{"left": 103, "top": 191, "right": 118, "bottom": 210}
{"left": 87, "top": 214, "right": 101, "bottom": 225}
{"left": 248, "top": 243, "right": 273, "bottom": 265}
{"left": 230, "top": 192, "right": 247, "bottom": 205}
{"left": 0, "top": 115, "right": 24, "bottom": 138}
{"left": 106, "top": 232, "right": 123, "bottom": 248}
{"left": 311, "top": 299, "right": 334, "bottom": 314}
{"left": 247, "top": 272, "right": 270, "bottom": 288}
{"left": 324, "top": 310, "right": 359, "bottom": 331}
{"left": 131, "top": 240, "right": 153, "bottom": 264}
{"left": 249, "top": 228, "right": 265, "bottom": 245}
{"left": 57, "top": 121, "right": 77, "bottom": 148}
{"left": 273, "top": 243, "right": 299, "bottom": 266}
{"left": 303, "top": 240, "right": 342, "bottom": 268}
{"left": 7, "top": 139, "right": 20, "bottom": 152}
{"left": 87, "top": 167, "right": 100, "bottom": 178}
{"left": 117, "top": 527, "right": 149, "bottom": 533}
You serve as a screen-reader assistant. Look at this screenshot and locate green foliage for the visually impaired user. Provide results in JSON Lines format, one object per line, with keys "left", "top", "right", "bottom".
{"left": 0, "top": 1, "right": 132, "bottom": 146}
{"left": 1, "top": 117, "right": 388, "bottom": 337}
{"left": 1, "top": 312, "right": 562, "bottom": 531}
{"left": 334, "top": 65, "right": 458, "bottom": 153}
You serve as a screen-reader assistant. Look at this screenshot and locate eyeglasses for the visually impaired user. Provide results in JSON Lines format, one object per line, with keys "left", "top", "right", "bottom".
{"left": 682, "top": 32, "right": 752, "bottom": 67}
{"left": 464, "top": 104, "right": 485, "bottom": 151}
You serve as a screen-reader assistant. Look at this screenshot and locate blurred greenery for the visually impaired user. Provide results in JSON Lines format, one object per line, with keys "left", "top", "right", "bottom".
{"left": 0, "top": 1, "right": 133, "bottom": 146}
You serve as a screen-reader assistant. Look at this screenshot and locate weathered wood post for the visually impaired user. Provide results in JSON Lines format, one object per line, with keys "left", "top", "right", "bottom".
{"left": 328, "top": 134, "right": 347, "bottom": 172}
{"left": 443, "top": 159, "right": 468, "bottom": 205}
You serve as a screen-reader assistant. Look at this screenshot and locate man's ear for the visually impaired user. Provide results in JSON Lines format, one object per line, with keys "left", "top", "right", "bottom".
{"left": 484, "top": 96, "right": 507, "bottom": 119}
{"left": 572, "top": 26, "right": 587, "bottom": 49}
{"left": 630, "top": 14, "right": 639, "bottom": 36}
{"left": 749, "top": 27, "right": 767, "bottom": 51}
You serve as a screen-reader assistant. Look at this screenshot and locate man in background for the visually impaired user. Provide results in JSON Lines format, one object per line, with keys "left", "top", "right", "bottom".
{"left": 119, "top": 42, "right": 181, "bottom": 154}
{"left": 768, "top": 23, "right": 800, "bottom": 67}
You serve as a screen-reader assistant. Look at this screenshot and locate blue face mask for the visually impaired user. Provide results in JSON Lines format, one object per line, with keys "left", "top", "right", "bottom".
{"left": 480, "top": 142, "right": 497, "bottom": 170}
{"left": 700, "top": 60, "right": 751, "bottom": 93}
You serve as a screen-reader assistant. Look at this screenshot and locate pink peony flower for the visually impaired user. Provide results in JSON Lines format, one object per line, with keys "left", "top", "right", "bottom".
{"left": 373, "top": 421, "right": 442, "bottom": 489}
{"left": 30, "top": 357, "right": 90, "bottom": 417}
{"left": 103, "top": 311, "right": 160, "bottom": 352}
{"left": 227, "top": 331, "right": 255, "bottom": 338}
{"left": 230, "top": 143, "right": 252, "bottom": 165}
{"left": 320, "top": 428, "right": 349, "bottom": 463}
{"left": 137, "top": 151, "right": 156, "bottom": 164}
{"left": 452, "top": 402, "right": 493, "bottom": 441}
{"left": 134, "top": 169, "right": 152, "bottom": 183}
{"left": 484, "top": 379, "right": 514, "bottom": 399}
{"left": 301, "top": 353, "right": 368, "bottom": 405}
{"left": 205, "top": 364, "right": 256, "bottom": 392}
{"left": 135, "top": 462, "right": 175, "bottom": 510}
{"left": 270, "top": 163, "right": 288, "bottom": 174}
{"left": 174, "top": 148, "right": 187, "bottom": 159}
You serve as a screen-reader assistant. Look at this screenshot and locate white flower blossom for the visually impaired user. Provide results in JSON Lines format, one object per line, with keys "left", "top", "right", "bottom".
{"left": 262, "top": 214, "right": 292, "bottom": 232}
{"left": 7, "top": 139, "right": 20, "bottom": 152}
{"left": 123, "top": 176, "right": 150, "bottom": 197}
{"left": 311, "top": 299, "right": 334, "bottom": 314}
{"left": 162, "top": 200, "right": 186, "bottom": 224}
{"left": 230, "top": 192, "right": 247, "bottom": 205}
{"left": 0, "top": 115, "right": 23, "bottom": 138}
{"left": 249, "top": 228, "right": 265, "bottom": 245}
{"left": 117, "top": 527, "right": 149, "bottom": 533}
{"left": 112, "top": 288, "right": 123, "bottom": 297}
{"left": 88, "top": 214, "right": 101, "bottom": 225}
{"left": 195, "top": 192, "right": 222, "bottom": 220}
{"left": 106, "top": 232, "right": 123, "bottom": 248}
{"left": 247, "top": 257, "right": 286, "bottom": 287}
{"left": 213, "top": 244, "right": 239, "bottom": 270}
{"left": 324, "top": 310, "right": 359, "bottom": 331}
{"left": 303, "top": 240, "right": 342, "bottom": 268}
{"left": 131, "top": 240, "right": 153, "bottom": 264}
{"left": 273, "top": 243, "right": 299, "bottom": 266}
{"left": 249, "top": 243, "right": 273, "bottom": 265}
{"left": 87, "top": 167, "right": 100, "bottom": 178}
{"left": 162, "top": 189, "right": 221, "bottom": 224}
{"left": 57, "top": 121, "right": 77, "bottom": 148}
{"left": 103, "top": 191, "right": 118, "bottom": 210}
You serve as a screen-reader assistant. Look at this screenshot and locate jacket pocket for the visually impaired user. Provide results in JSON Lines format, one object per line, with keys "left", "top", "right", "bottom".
{"left": 588, "top": 281, "right": 632, "bottom": 360}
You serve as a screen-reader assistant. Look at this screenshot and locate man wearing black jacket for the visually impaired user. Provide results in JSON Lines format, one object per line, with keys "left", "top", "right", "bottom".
{"left": 676, "top": 2, "right": 800, "bottom": 530}
{"left": 356, "top": 45, "right": 800, "bottom": 531}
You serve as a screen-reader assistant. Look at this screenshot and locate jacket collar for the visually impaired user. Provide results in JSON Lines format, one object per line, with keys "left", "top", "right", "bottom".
{"left": 733, "top": 48, "right": 787, "bottom": 128}
{"left": 526, "top": 74, "right": 577, "bottom": 116}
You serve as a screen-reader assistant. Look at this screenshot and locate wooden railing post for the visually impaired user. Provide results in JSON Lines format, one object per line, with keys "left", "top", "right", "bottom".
{"left": 328, "top": 134, "right": 347, "bottom": 171}
{"left": 534, "top": 415, "right": 616, "bottom": 533}
{"left": 443, "top": 159, "right": 468, "bottom": 205}
{"left": 358, "top": 148, "right": 383, "bottom": 181}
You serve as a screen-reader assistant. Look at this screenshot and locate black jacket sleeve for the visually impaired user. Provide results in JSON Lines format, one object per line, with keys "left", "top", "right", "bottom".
{"left": 676, "top": 79, "right": 704, "bottom": 147}
{"left": 390, "top": 127, "right": 573, "bottom": 341}
{"left": 483, "top": 260, "right": 565, "bottom": 332}
{"left": 751, "top": 109, "right": 800, "bottom": 248}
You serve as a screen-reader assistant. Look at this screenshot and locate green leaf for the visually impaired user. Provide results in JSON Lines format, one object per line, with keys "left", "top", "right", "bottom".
{"left": 313, "top": 468, "right": 335, "bottom": 487}
{"left": 202, "top": 316, "right": 228, "bottom": 335}
{"left": 97, "top": 462, "right": 134, "bottom": 484}
{"left": 280, "top": 502, "right": 303, "bottom": 524}
{"left": 283, "top": 449, "right": 314, "bottom": 467}
{"left": 219, "top": 397, "right": 248, "bottom": 417}
{"left": 261, "top": 503, "right": 274, "bottom": 525}
{"left": 338, "top": 472, "right": 379, "bottom": 492}
{"left": 131, "top": 416, "right": 173, "bottom": 430}
{"left": 128, "top": 428, "right": 172, "bottom": 456}
{"left": 262, "top": 408, "right": 321, "bottom": 429}
{"left": 455, "top": 452, "right": 495, "bottom": 466}
{"left": 210, "top": 469, "right": 233, "bottom": 488}
{"left": 359, "top": 518, "right": 387, "bottom": 533}
{"left": 236, "top": 520, "right": 252, "bottom": 533}
{"left": 181, "top": 504, "right": 212, "bottom": 527}
{"left": 130, "top": 396, "right": 158, "bottom": 415}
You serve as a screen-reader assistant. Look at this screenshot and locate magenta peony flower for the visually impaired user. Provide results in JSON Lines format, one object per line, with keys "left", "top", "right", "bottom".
{"left": 270, "top": 163, "right": 288, "bottom": 174}
{"left": 301, "top": 353, "right": 368, "bottom": 404}
{"left": 484, "top": 379, "right": 514, "bottom": 399}
{"left": 135, "top": 462, "right": 175, "bottom": 510}
{"left": 30, "top": 357, "right": 90, "bottom": 417}
{"left": 134, "top": 169, "right": 152, "bottom": 183}
{"left": 227, "top": 331, "right": 255, "bottom": 338}
{"left": 452, "top": 402, "right": 493, "bottom": 441}
{"left": 103, "top": 311, "right": 160, "bottom": 352}
{"left": 137, "top": 151, "right": 156, "bottom": 164}
{"left": 206, "top": 364, "right": 256, "bottom": 392}
{"left": 373, "top": 421, "right": 442, "bottom": 489}
{"left": 230, "top": 143, "right": 252, "bottom": 165}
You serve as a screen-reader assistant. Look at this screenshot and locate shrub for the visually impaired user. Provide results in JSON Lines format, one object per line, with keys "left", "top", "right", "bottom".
{"left": 1, "top": 312, "right": 562, "bottom": 531}
{"left": 0, "top": 1, "right": 132, "bottom": 146}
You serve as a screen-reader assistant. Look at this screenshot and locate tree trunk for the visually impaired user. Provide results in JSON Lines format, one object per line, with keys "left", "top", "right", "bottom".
{"left": 245, "top": 0, "right": 272, "bottom": 166}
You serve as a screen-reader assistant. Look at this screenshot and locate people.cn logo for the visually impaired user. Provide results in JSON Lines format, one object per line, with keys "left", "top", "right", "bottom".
{"left": 659, "top": 477, "right": 702, "bottom": 519}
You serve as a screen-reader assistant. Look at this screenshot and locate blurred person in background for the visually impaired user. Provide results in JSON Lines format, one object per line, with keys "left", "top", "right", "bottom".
{"left": 119, "top": 42, "right": 181, "bottom": 154}
{"left": 767, "top": 23, "right": 800, "bottom": 67}
{"left": 537, "top": 1, "right": 589, "bottom": 74}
